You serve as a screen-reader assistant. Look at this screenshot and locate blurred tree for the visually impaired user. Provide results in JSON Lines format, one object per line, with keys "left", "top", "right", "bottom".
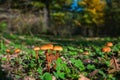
{"left": 103, "top": 0, "right": 120, "bottom": 36}
{"left": 79, "top": 0, "right": 106, "bottom": 25}
{"left": 65, "top": 0, "right": 84, "bottom": 12}
{"left": 0, "top": 0, "right": 119, "bottom": 36}
{"left": 106, "top": 0, "right": 112, "bottom": 7}
{"left": 78, "top": 0, "right": 106, "bottom": 36}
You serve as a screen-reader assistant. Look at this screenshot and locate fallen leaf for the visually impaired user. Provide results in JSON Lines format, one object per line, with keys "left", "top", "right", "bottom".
{"left": 110, "top": 56, "right": 120, "bottom": 69}
{"left": 78, "top": 75, "right": 90, "bottom": 80}
{"left": 24, "top": 76, "right": 35, "bottom": 80}
{"left": 89, "top": 69, "right": 99, "bottom": 77}
{"left": 108, "top": 56, "right": 120, "bottom": 73}
{"left": 52, "top": 76, "right": 57, "bottom": 80}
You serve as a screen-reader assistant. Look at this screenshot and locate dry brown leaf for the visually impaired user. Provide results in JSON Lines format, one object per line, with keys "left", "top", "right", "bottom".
{"left": 108, "top": 56, "right": 120, "bottom": 73}
{"left": 108, "top": 69, "right": 117, "bottom": 73}
{"left": 110, "top": 56, "right": 120, "bottom": 69}
{"left": 78, "top": 75, "right": 90, "bottom": 80}
{"left": 23, "top": 76, "right": 35, "bottom": 80}
{"left": 89, "top": 69, "right": 99, "bottom": 77}
{"left": 52, "top": 76, "right": 57, "bottom": 80}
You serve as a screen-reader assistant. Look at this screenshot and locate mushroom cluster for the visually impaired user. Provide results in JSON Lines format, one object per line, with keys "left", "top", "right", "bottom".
{"left": 33, "top": 43, "right": 63, "bottom": 72}
{"left": 5, "top": 48, "right": 21, "bottom": 64}
{"left": 101, "top": 42, "right": 113, "bottom": 53}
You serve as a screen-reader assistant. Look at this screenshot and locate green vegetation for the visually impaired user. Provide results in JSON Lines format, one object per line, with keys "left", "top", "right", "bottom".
{"left": 0, "top": 34, "right": 120, "bottom": 80}
{"left": 0, "top": 0, "right": 119, "bottom": 79}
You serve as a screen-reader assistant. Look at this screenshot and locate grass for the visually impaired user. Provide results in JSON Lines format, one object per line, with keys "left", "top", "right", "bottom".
{"left": 0, "top": 33, "right": 120, "bottom": 80}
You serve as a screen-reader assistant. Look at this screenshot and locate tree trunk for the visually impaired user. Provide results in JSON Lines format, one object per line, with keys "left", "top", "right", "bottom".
{"left": 43, "top": 7, "right": 48, "bottom": 32}
{"left": 42, "top": 0, "right": 50, "bottom": 33}
{"left": 88, "top": 28, "right": 94, "bottom": 37}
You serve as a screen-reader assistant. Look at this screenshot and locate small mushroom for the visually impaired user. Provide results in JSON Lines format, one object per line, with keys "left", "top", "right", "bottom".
{"left": 53, "top": 46, "right": 63, "bottom": 59}
{"left": 6, "top": 49, "right": 10, "bottom": 54}
{"left": 83, "top": 51, "right": 89, "bottom": 55}
{"left": 14, "top": 48, "right": 21, "bottom": 54}
{"left": 40, "top": 43, "right": 53, "bottom": 49}
{"left": 40, "top": 43, "right": 53, "bottom": 54}
{"left": 6, "top": 49, "right": 10, "bottom": 64}
{"left": 102, "top": 46, "right": 111, "bottom": 53}
{"left": 105, "top": 42, "right": 113, "bottom": 47}
{"left": 34, "top": 47, "right": 40, "bottom": 61}
{"left": 51, "top": 46, "right": 63, "bottom": 70}
{"left": 12, "top": 48, "right": 21, "bottom": 65}
{"left": 40, "top": 44, "right": 53, "bottom": 72}
{"left": 102, "top": 46, "right": 111, "bottom": 59}
{"left": 11, "top": 48, "right": 21, "bottom": 59}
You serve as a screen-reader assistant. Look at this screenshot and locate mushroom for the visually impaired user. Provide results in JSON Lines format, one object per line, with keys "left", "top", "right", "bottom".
{"left": 102, "top": 46, "right": 111, "bottom": 58}
{"left": 6, "top": 49, "right": 11, "bottom": 54}
{"left": 12, "top": 48, "right": 21, "bottom": 64}
{"left": 6, "top": 49, "right": 11, "bottom": 64}
{"left": 40, "top": 43, "right": 53, "bottom": 55}
{"left": 53, "top": 46, "right": 63, "bottom": 59}
{"left": 14, "top": 48, "right": 21, "bottom": 54}
{"left": 52, "top": 46, "right": 63, "bottom": 69}
{"left": 105, "top": 42, "right": 113, "bottom": 47}
{"left": 33, "top": 47, "right": 40, "bottom": 61}
{"left": 83, "top": 51, "right": 89, "bottom": 55}
{"left": 102, "top": 46, "right": 111, "bottom": 53}
{"left": 40, "top": 43, "right": 53, "bottom": 72}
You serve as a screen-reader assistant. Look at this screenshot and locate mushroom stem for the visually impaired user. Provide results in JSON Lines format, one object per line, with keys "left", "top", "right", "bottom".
{"left": 7, "top": 53, "right": 10, "bottom": 64}
{"left": 36, "top": 50, "right": 39, "bottom": 61}
{"left": 34, "top": 47, "right": 40, "bottom": 63}
{"left": 40, "top": 43, "right": 54, "bottom": 72}
{"left": 45, "top": 50, "right": 49, "bottom": 61}
{"left": 45, "top": 50, "right": 48, "bottom": 57}
{"left": 45, "top": 50, "right": 51, "bottom": 72}
{"left": 56, "top": 51, "right": 60, "bottom": 59}
{"left": 6, "top": 49, "right": 10, "bottom": 64}
{"left": 53, "top": 46, "right": 63, "bottom": 59}
{"left": 47, "top": 62, "right": 51, "bottom": 72}
{"left": 50, "top": 49, "right": 53, "bottom": 55}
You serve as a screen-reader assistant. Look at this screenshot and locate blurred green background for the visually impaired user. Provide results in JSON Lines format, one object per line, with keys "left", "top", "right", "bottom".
{"left": 0, "top": 0, "right": 119, "bottom": 37}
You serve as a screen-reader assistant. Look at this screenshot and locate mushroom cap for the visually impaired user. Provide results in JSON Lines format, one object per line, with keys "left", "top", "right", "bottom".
{"left": 40, "top": 44, "right": 53, "bottom": 50}
{"left": 83, "top": 51, "right": 89, "bottom": 55}
{"left": 102, "top": 46, "right": 111, "bottom": 53}
{"left": 6, "top": 49, "right": 10, "bottom": 53}
{"left": 53, "top": 46, "right": 63, "bottom": 51}
{"left": 105, "top": 42, "right": 113, "bottom": 47}
{"left": 14, "top": 49, "right": 21, "bottom": 53}
{"left": 34, "top": 47, "right": 40, "bottom": 51}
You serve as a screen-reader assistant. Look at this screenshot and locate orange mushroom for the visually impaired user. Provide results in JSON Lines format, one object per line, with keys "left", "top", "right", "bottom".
{"left": 83, "top": 51, "right": 89, "bottom": 55}
{"left": 40, "top": 43, "right": 53, "bottom": 72}
{"left": 102, "top": 46, "right": 111, "bottom": 53}
{"left": 14, "top": 48, "right": 21, "bottom": 54}
{"left": 6, "top": 49, "right": 11, "bottom": 64}
{"left": 105, "top": 42, "right": 113, "bottom": 47}
{"left": 34, "top": 47, "right": 40, "bottom": 61}
{"left": 40, "top": 43, "right": 54, "bottom": 56}
{"left": 101, "top": 46, "right": 111, "bottom": 58}
{"left": 6, "top": 49, "right": 10, "bottom": 54}
{"left": 53, "top": 46, "right": 63, "bottom": 59}
{"left": 53, "top": 46, "right": 63, "bottom": 69}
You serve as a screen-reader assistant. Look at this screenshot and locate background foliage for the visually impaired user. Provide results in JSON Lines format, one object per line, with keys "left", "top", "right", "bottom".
{"left": 0, "top": 0, "right": 119, "bottom": 37}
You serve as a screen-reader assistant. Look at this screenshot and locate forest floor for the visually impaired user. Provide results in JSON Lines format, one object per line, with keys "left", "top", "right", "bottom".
{"left": 0, "top": 33, "right": 120, "bottom": 80}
